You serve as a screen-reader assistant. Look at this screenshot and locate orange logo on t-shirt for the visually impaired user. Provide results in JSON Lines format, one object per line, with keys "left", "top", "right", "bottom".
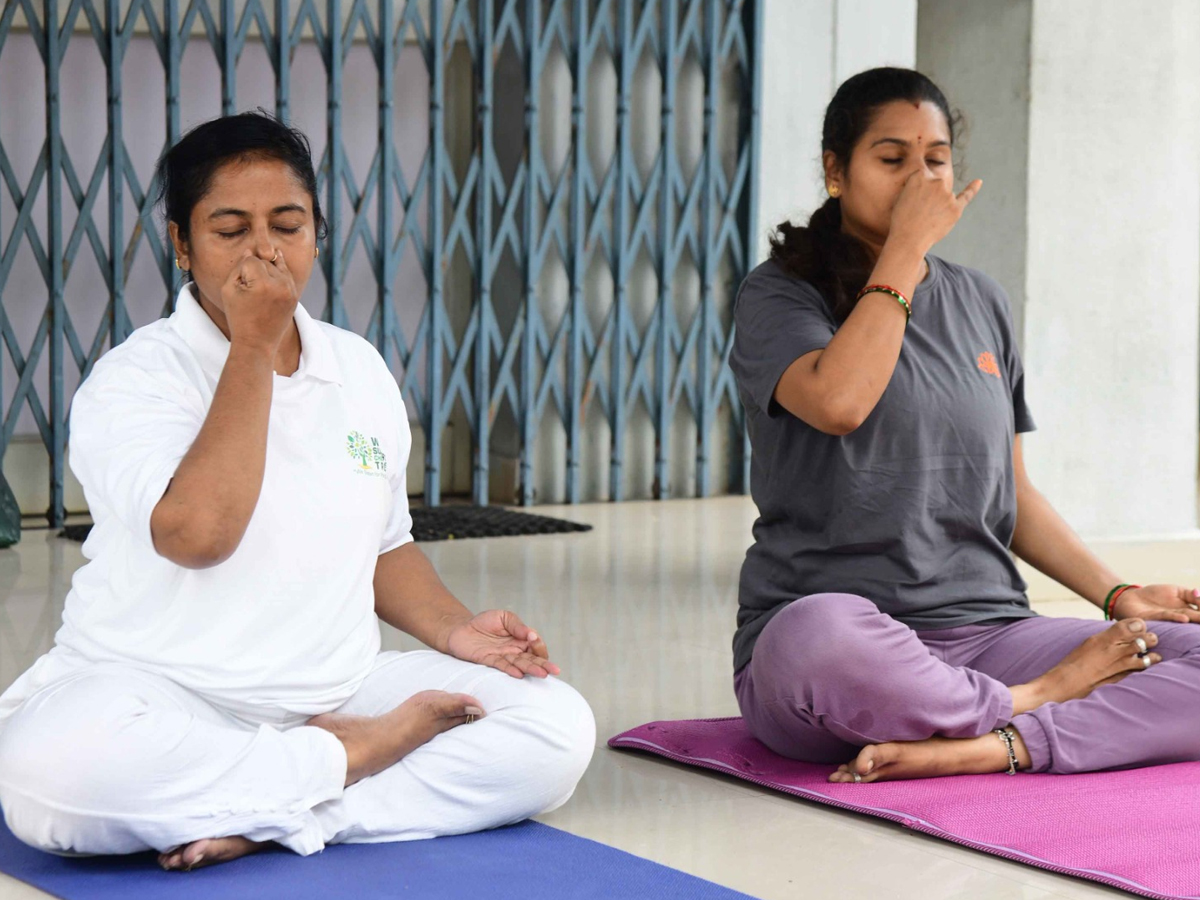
{"left": 977, "top": 352, "right": 1001, "bottom": 378}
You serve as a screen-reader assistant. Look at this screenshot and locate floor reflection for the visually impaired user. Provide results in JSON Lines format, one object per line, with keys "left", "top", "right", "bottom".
{"left": 0, "top": 532, "right": 73, "bottom": 694}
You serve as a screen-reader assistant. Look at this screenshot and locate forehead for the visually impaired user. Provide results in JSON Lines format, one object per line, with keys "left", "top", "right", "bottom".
{"left": 195, "top": 156, "right": 310, "bottom": 208}
{"left": 862, "top": 100, "right": 951, "bottom": 144}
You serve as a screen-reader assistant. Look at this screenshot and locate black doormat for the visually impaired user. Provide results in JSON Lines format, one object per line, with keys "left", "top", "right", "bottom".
{"left": 407, "top": 506, "right": 593, "bottom": 542}
{"left": 59, "top": 506, "right": 592, "bottom": 545}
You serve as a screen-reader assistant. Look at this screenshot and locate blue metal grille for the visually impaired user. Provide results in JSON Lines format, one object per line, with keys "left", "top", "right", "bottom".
{"left": 0, "top": 0, "right": 760, "bottom": 525}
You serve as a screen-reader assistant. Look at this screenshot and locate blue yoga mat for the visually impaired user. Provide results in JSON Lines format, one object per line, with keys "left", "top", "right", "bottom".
{"left": 0, "top": 817, "right": 754, "bottom": 900}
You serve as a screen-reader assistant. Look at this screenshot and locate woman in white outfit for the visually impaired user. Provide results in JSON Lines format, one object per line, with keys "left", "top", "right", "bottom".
{"left": 0, "top": 111, "right": 595, "bottom": 871}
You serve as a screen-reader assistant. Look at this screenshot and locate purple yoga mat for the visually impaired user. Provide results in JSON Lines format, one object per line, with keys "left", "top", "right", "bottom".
{"left": 609, "top": 717, "right": 1200, "bottom": 900}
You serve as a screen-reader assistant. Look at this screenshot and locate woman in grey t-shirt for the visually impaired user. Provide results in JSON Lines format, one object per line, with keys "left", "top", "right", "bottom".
{"left": 730, "top": 67, "right": 1200, "bottom": 782}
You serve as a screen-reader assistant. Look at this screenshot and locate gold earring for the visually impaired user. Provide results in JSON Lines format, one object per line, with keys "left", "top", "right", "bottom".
{"left": 828, "top": 184, "right": 840, "bottom": 199}
{"left": 175, "top": 258, "right": 183, "bottom": 270}
{"left": 314, "top": 246, "right": 320, "bottom": 259}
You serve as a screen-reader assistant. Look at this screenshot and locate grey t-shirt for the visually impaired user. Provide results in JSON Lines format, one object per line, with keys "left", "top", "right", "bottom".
{"left": 729, "top": 255, "right": 1037, "bottom": 673}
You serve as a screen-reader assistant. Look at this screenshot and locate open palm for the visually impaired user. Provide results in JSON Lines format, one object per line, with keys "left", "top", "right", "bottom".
{"left": 446, "top": 609, "right": 560, "bottom": 679}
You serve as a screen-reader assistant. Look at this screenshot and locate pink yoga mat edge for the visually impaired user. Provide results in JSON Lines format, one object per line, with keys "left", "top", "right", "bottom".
{"left": 609, "top": 718, "right": 1193, "bottom": 900}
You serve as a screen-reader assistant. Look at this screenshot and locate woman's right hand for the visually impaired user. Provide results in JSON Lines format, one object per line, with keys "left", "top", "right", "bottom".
{"left": 220, "top": 249, "right": 299, "bottom": 353}
{"left": 886, "top": 171, "right": 982, "bottom": 255}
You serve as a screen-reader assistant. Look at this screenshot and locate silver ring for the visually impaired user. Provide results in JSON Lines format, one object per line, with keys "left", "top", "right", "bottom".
{"left": 1142, "top": 655, "right": 1152, "bottom": 668}
{"left": 466, "top": 714, "right": 476, "bottom": 724}
{"left": 271, "top": 250, "right": 279, "bottom": 263}
{"left": 1189, "top": 603, "right": 1199, "bottom": 611}
{"left": 852, "top": 772, "right": 862, "bottom": 783}
{"left": 1135, "top": 637, "right": 1148, "bottom": 655}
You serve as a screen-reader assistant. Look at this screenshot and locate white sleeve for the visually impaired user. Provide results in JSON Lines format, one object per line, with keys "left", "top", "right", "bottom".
{"left": 378, "top": 378, "right": 414, "bottom": 555}
{"left": 68, "top": 356, "right": 204, "bottom": 550}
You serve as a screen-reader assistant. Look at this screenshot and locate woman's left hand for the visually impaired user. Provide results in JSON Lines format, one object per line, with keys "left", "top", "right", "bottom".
{"left": 446, "top": 610, "right": 561, "bottom": 679}
{"left": 1111, "top": 584, "right": 1200, "bottom": 624}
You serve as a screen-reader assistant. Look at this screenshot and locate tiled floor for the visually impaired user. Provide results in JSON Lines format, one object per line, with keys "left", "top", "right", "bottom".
{"left": 2, "top": 496, "right": 1197, "bottom": 899}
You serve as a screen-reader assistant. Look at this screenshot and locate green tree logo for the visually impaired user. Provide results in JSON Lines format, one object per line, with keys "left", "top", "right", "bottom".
{"left": 347, "top": 431, "right": 372, "bottom": 468}
{"left": 347, "top": 431, "right": 388, "bottom": 473}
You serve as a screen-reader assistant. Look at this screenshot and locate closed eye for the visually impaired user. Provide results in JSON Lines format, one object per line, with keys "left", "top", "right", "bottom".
{"left": 217, "top": 226, "right": 302, "bottom": 238}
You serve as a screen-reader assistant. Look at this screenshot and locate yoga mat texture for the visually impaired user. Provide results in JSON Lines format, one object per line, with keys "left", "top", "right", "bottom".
{"left": 0, "top": 817, "right": 751, "bottom": 900}
{"left": 610, "top": 717, "right": 1200, "bottom": 900}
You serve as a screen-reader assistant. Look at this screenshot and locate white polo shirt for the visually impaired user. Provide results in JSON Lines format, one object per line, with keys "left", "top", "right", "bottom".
{"left": 0, "top": 285, "right": 413, "bottom": 722}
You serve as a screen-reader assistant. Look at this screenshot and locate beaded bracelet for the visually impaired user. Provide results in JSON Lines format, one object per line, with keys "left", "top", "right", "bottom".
{"left": 1103, "top": 583, "right": 1141, "bottom": 620}
{"left": 856, "top": 283, "right": 912, "bottom": 320}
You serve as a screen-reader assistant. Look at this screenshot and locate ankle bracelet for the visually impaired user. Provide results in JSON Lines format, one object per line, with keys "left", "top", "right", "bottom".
{"left": 995, "top": 727, "right": 1019, "bottom": 775}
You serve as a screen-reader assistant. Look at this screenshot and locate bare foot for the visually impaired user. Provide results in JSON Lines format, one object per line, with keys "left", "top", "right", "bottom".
{"left": 158, "top": 692, "right": 484, "bottom": 871}
{"left": 828, "top": 728, "right": 1032, "bottom": 784}
{"left": 1010, "top": 618, "right": 1160, "bottom": 714}
{"left": 158, "top": 836, "right": 267, "bottom": 871}
{"left": 309, "top": 690, "right": 484, "bottom": 786}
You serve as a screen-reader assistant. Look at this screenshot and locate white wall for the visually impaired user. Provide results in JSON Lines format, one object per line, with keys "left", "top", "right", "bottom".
{"left": 1023, "top": 0, "right": 1200, "bottom": 538}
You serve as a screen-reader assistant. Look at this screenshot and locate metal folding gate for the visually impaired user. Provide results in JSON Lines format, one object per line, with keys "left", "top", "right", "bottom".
{"left": 0, "top": 0, "right": 760, "bottom": 525}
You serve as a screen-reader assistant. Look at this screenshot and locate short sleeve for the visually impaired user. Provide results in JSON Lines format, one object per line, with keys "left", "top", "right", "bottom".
{"left": 68, "top": 352, "right": 204, "bottom": 550}
{"left": 1011, "top": 373, "right": 1035, "bottom": 434}
{"left": 987, "top": 277, "right": 1036, "bottom": 434}
{"left": 378, "top": 377, "right": 414, "bottom": 555}
{"left": 730, "top": 262, "right": 836, "bottom": 417}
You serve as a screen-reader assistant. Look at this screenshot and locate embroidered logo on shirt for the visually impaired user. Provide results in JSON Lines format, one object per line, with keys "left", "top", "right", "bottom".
{"left": 976, "top": 352, "right": 1001, "bottom": 379}
{"left": 347, "top": 430, "right": 388, "bottom": 475}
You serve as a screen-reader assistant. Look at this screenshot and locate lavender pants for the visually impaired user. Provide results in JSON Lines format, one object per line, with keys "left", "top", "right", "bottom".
{"left": 734, "top": 593, "right": 1200, "bottom": 774}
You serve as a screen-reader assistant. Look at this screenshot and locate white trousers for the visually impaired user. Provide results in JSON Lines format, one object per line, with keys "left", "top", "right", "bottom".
{"left": 0, "top": 650, "right": 595, "bottom": 856}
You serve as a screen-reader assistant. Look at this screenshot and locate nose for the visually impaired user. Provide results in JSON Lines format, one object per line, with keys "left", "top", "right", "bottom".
{"left": 907, "top": 158, "right": 935, "bottom": 180}
{"left": 251, "top": 227, "right": 276, "bottom": 262}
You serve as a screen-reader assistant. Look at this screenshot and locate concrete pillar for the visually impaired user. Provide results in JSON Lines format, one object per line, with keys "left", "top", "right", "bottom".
{"left": 755, "top": 0, "right": 917, "bottom": 264}
{"left": 919, "top": 0, "right": 1200, "bottom": 539}
{"left": 915, "top": 0, "right": 1031, "bottom": 339}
